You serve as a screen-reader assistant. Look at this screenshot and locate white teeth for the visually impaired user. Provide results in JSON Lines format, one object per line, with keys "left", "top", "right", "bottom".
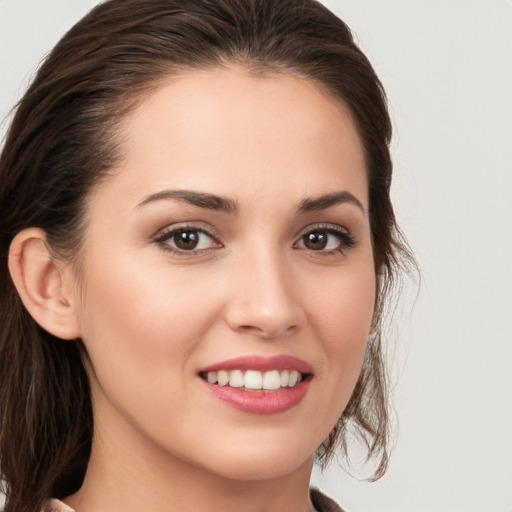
{"left": 204, "top": 369, "right": 306, "bottom": 390}
{"left": 217, "top": 370, "right": 229, "bottom": 386}
{"left": 244, "top": 370, "right": 263, "bottom": 390}
{"left": 262, "top": 370, "right": 281, "bottom": 390}
{"left": 288, "top": 370, "right": 300, "bottom": 387}
{"left": 229, "top": 369, "right": 244, "bottom": 388}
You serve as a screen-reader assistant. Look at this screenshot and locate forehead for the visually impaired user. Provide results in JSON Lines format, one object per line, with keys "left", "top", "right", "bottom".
{"left": 96, "top": 66, "right": 368, "bottom": 211}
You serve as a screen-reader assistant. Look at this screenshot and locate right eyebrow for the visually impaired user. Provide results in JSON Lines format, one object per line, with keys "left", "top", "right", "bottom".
{"left": 135, "top": 189, "right": 239, "bottom": 214}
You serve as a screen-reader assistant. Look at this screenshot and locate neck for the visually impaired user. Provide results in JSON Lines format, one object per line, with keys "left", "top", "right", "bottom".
{"left": 64, "top": 412, "right": 314, "bottom": 512}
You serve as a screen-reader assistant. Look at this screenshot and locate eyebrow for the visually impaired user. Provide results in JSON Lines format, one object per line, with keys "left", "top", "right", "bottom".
{"left": 298, "top": 191, "right": 366, "bottom": 215}
{"left": 136, "top": 189, "right": 365, "bottom": 215}
{"left": 136, "top": 189, "right": 238, "bottom": 213}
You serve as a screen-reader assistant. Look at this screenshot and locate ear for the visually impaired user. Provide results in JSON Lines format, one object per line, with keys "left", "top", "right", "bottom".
{"left": 8, "top": 228, "right": 81, "bottom": 340}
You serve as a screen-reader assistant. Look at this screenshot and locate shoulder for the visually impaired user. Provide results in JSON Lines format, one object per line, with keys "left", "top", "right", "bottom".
{"left": 310, "top": 488, "right": 347, "bottom": 512}
{"left": 42, "top": 499, "right": 75, "bottom": 512}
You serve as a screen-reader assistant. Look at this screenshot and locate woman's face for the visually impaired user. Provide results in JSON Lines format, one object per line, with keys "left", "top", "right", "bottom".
{"left": 71, "top": 67, "right": 376, "bottom": 481}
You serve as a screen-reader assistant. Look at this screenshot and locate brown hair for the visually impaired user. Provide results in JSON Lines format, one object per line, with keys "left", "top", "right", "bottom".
{"left": 0, "top": 0, "right": 412, "bottom": 510}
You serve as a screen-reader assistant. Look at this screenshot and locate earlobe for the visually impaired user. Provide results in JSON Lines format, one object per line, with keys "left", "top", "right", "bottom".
{"left": 8, "top": 228, "right": 81, "bottom": 340}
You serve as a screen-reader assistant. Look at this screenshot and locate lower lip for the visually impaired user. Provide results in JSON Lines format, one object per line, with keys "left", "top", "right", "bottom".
{"left": 201, "top": 378, "right": 310, "bottom": 414}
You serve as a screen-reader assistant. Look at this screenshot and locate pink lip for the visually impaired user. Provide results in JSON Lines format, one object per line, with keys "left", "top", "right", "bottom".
{"left": 199, "top": 354, "right": 313, "bottom": 374}
{"left": 202, "top": 380, "right": 310, "bottom": 414}
{"left": 199, "top": 355, "right": 313, "bottom": 415}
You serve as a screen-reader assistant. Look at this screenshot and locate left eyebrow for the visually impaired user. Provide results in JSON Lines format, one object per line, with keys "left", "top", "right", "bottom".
{"left": 298, "top": 191, "right": 366, "bottom": 215}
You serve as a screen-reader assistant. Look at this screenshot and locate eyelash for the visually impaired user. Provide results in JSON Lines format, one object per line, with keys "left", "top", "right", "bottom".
{"left": 154, "top": 224, "right": 222, "bottom": 256}
{"left": 295, "top": 224, "right": 357, "bottom": 256}
{"left": 153, "top": 223, "right": 356, "bottom": 257}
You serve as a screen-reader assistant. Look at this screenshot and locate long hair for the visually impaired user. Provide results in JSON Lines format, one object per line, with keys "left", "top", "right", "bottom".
{"left": 0, "top": 1, "right": 412, "bottom": 510}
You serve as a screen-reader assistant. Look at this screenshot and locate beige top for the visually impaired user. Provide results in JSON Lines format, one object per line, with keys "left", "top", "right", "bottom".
{"left": 44, "top": 488, "right": 345, "bottom": 512}
{"left": 44, "top": 500, "right": 74, "bottom": 512}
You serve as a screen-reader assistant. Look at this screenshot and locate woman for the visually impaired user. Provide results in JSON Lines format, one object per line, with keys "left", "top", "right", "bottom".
{"left": 0, "top": 1, "right": 411, "bottom": 511}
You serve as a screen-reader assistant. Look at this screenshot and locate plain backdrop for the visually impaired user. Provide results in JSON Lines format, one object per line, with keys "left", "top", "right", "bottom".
{"left": 1, "top": 1, "right": 511, "bottom": 511}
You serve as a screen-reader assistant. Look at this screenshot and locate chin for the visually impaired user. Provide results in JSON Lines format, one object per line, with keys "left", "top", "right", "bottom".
{"left": 191, "top": 439, "right": 315, "bottom": 482}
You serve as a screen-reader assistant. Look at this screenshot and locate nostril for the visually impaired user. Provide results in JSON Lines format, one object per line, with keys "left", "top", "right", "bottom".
{"left": 234, "top": 323, "right": 299, "bottom": 339}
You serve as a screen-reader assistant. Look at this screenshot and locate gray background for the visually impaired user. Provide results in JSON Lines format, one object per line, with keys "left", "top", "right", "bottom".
{"left": 1, "top": 1, "right": 511, "bottom": 511}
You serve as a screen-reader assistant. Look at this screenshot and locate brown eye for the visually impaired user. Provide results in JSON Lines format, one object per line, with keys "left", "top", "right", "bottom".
{"left": 302, "top": 231, "right": 328, "bottom": 250}
{"left": 173, "top": 230, "right": 200, "bottom": 250}
{"left": 296, "top": 227, "right": 356, "bottom": 254}
{"left": 156, "top": 227, "right": 219, "bottom": 253}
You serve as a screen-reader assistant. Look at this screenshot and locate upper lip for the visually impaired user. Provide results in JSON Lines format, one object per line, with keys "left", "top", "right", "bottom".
{"left": 199, "top": 355, "right": 313, "bottom": 374}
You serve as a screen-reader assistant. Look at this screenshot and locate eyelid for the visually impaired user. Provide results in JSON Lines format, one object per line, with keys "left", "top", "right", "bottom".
{"left": 150, "top": 220, "right": 221, "bottom": 239}
{"left": 153, "top": 222, "right": 223, "bottom": 255}
{"left": 151, "top": 221, "right": 355, "bottom": 256}
{"left": 294, "top": 222, "right": 351, "bottom": 240}
{"left": 293, "top": 223, "right": 356, "bottom": 254}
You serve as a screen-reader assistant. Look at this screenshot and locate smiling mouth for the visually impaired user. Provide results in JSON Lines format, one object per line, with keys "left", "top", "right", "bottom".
{"left": 199, "top": 369, "right": 309, "bottom": 392}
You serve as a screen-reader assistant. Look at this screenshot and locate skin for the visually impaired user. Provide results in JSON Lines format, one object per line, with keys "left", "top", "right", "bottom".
{"left": 17, "top": 66, "right": 376, "bottom": 512}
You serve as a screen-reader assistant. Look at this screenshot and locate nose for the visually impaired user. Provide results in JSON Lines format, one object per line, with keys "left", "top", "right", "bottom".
{"left": 224, "top": 250, "right": 306, "bottom": 339}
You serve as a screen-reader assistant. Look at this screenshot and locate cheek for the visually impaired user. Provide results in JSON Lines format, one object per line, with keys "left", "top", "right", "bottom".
{"left": 307, "top": 263, "right": 376, "bottom": 397}
{"left": 76, "top": 252, "right": 218, "bottom": 406}
{"left": 310, "top": 261, "right": 375, "bottom": 341}
{"left": 80, "top": 247, "right": 214, "bottom": 338}
{"left": 75, "top": 256, "right": 233, "bottom": 462}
